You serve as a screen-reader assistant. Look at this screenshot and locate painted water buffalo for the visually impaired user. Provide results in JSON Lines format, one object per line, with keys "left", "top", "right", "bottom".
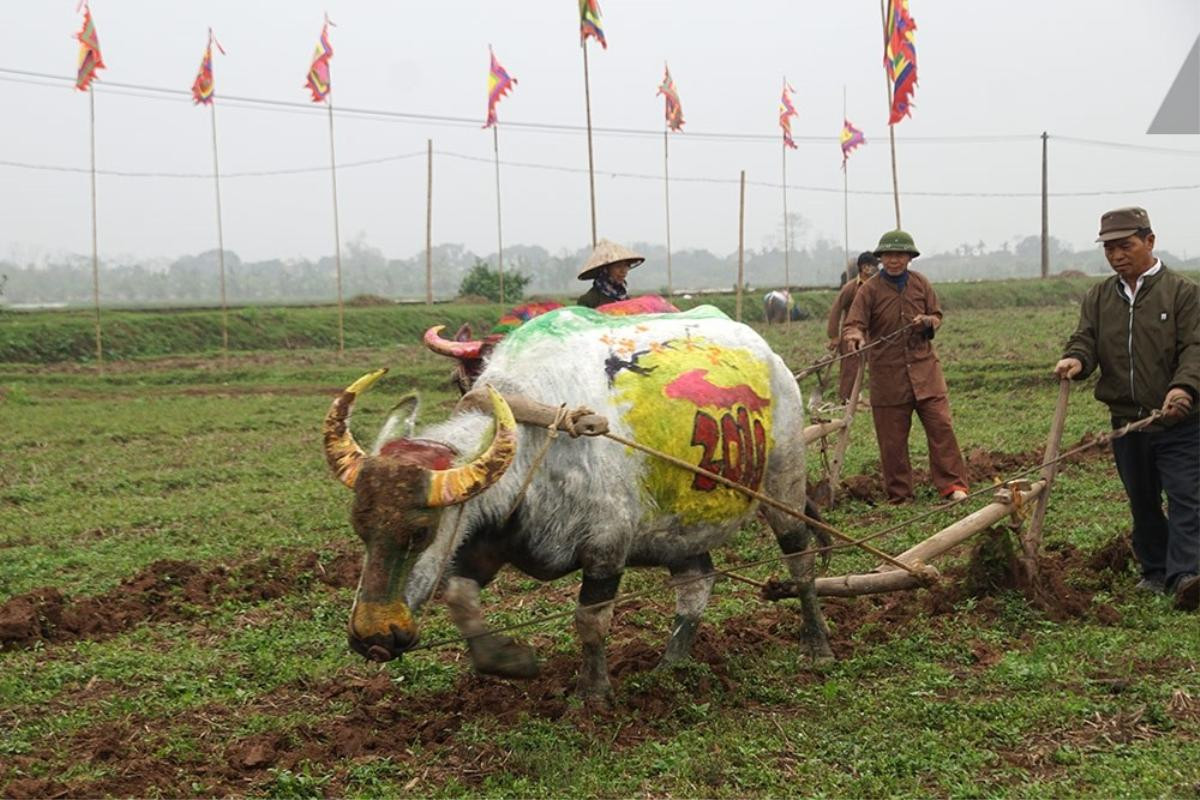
{"left": 323, "top": 305, "right": 831, "bottom": 704}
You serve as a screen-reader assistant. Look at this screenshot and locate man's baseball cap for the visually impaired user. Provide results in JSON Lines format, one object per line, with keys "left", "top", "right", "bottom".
{"left": 1096, "top": 207, "right": 1151, "bottom": 243}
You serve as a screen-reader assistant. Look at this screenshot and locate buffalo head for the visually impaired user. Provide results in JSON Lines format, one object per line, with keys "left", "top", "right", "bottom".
{"left": 323, "top": 370, "right": 517, "bottom": 661}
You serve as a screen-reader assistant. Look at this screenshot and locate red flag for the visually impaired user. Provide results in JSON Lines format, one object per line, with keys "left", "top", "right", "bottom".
{"left": 657, "top": 63, "right": 684, "bottom": 132}
{"left": 884, "top": 0, "right": 918, "bottom": 124}
{"left": 74, "top": 4, "right": 105, "bottom": 91}
{"left": 484, "top": 47, "right": 517, "bottom": 129}
{"left": 305, "top": 15, "right": 334, "bottom": 103}
{"left": 840, "top": 119, "right": 865, "bottom": 168}
{"left": 191, "top": 29, "right": 225, "bottom": 105}
{"left": 779, "top": 80, "right": 798, "bottom": 150}
{"left": 580, "top": 0, "right": 606, "bottom": 48}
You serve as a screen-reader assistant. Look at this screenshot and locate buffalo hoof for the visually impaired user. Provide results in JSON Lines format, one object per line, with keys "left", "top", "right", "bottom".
{"left": 470, "top": 634, "right": 541, "bottom": 679}
{"left": 802, "top": 636, "right": 835, "bottom": 668}
{"left": 576, "top": 683, "right": 615, "bottom": 712}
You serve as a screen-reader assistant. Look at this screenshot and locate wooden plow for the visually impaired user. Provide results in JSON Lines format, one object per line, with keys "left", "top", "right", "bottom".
{"left": 800, "top": 356, "right": 865, "bottom": 506}
{"left": 460, "top": 377, "right": 1154, "bottom": 609}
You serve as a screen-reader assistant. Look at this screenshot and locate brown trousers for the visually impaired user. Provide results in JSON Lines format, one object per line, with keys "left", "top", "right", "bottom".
{"left": 871, "top": 395, "right": 969, "bottom": 501}
{"left": 837, "top": 351, "right": 862, "bottom": 403}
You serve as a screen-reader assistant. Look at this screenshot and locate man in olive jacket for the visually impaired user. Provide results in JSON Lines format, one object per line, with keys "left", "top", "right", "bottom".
{"left": 1055, "top": 207, "right": 1200, "bottom": 611}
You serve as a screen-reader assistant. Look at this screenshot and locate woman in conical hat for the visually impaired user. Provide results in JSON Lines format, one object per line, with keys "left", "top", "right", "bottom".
{"left": 575, "top": 239, "right": 645, "bottom": 308}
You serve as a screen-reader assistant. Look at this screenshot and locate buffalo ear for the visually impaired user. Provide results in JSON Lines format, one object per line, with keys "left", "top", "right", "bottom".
{"left": 453, "top": 323, "right": 473, "bottom": 342}
{"left": 373, "top": 393, "right": 421, "bottom": 453}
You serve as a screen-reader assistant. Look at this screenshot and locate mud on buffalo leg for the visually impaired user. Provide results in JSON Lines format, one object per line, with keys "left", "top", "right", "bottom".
{"left": 762, "top": 460, "right": 834, "bottom": 664}
{"left": 575, "top": 572, "right": 621, "bottom": 704}
{"left": 441, "top": 554, "right": 540, "bottom": 681}
{"left": 661, "top": 552, "right": 717, "bottom": 665}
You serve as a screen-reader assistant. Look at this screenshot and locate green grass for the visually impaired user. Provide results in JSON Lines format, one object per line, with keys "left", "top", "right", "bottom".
{"left": 1, "top": 283, "right": 1198, "bottom": 797}
{"left": 0, "top": 275, "right": 1104, "bottom": 365}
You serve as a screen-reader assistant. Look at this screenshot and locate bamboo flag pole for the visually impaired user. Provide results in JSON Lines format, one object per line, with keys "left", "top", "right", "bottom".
{"left": 327, "top": 98, "right": 345, "bottom": 356}
{"left": 880, "top": 0, "right": 901, "bottom": 229}
{"left": 736, "top": 170, "right": 745, "bottom": 322}
{"left": 664, "top": 127, "right": 673, "bottom": 295}
{"left": 209, "top": 100, "right": 229, "bottom": 365}
{"left": 88, "top": 86, "right": 103, "bottom": 371}
{"left": 781, "top": 142, "right": 790, "bottom": 292}
{"left": 493, "top": 124, "right": 505, "bottom": 305}
{"left": 425, "top": 139, "right": 433, "bottom": 305}
{"left": 581, "top": 41, "right": 598, "bottom": 248}
{"left": 842, "top": 87, "right": 850, "bottom": 278}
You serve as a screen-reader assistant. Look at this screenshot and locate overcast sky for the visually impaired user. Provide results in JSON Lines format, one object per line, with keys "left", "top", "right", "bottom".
{"left": 4, "top": 0, "right": 1200, "bottom": 270}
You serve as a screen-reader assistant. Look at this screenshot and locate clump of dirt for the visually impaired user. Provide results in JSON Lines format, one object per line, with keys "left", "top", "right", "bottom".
{"left": 1086, "top": 533, "right": 1133, "bottom": 576}
{"left": 942, "top": 529, "right": 1114, "bottom": 624}
{"left": 0, "top": 547, "right": 361, "bottom": 650}
{"left": 961, "top": 528, "right": 1022, "bottom": 597}
{"left": 345, "top": 293, "right": 396, "bottom": 307}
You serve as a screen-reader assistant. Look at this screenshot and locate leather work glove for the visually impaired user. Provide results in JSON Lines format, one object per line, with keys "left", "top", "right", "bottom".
{"left": 842, "top": 330, "right": 865, "bottom": 351}
{"left": 1053, "top": 357, "right": 1083, "bottom": 379}
{"left": 1162, "top": 387, "right": 1194, "bottom": 421}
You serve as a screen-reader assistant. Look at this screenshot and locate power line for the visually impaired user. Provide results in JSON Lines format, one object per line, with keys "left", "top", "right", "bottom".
{"left": 0, "top": 152, "right": 426, "bottom": 179}
{"left": 0, "top": 65, "right": 1038, "bottom": 145}
{"left": 5, "top": 148, "right": 1198, "bottom": 199}
{"left": 1051, "top": 135, "right": 1200, "bottom": 157}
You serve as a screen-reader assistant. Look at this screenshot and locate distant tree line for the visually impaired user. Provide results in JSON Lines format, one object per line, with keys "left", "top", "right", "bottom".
{"left": 2, "top": 231, "right": 1194, "bottom": 308}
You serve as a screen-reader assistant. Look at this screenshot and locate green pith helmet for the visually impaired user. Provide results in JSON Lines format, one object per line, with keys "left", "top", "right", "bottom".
{"left": 873, "top": 229, "right": 920, "bottom": 258}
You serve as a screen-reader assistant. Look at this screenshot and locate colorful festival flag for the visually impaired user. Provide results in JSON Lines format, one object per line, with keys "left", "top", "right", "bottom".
{"left": 74, "top": 4, "right": 105, "bottom": 91}
{"left": 305, "top": 15, "right": 334, "bottom": 103}
{"left": 840, "top": 119, "right": 865, "bottom": 167}
{"left": 657, "top": 63, "right": 684, "bottom": 132}
{"left": 779, "top": 80, "right": 798, "bottom": 150}
{"left": 483, "top": 47, "right": 517, "bottom": 129}
{"left": 884, "top": 0, "right": 918, "bottom": 124}
{"left": 580, "top": 0, "right": 606, "bottom": 49}
{"left": 191, "top": 30, "right": 225, "bottom": 105}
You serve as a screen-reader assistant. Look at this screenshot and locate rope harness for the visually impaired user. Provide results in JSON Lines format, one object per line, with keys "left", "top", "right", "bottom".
{"left": 402, "top": 400, "right": 1164, "bottom": 654}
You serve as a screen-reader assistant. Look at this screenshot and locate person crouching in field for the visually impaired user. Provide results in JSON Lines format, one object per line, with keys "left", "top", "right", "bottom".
{"left": 842, "top": 230, "right": 970, "bottom": 505}
{"left": 1054, "top": 206, "right": 1200, "bottom": 612}
{"left": 826, "top": 251, "right": 879, "bottom": 403}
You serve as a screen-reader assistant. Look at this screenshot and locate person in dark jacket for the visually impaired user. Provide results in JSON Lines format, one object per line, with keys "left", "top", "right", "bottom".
{"left": 1055, "top": 206, "right": 1200, "bottom": 611}
{"left": 576, "top": 240, "right": 645, "bottom": 308}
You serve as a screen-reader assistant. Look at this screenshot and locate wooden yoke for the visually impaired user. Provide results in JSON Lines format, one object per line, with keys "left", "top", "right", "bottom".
{"left": 456, "top": 387, "right": 610, "bottom": 438}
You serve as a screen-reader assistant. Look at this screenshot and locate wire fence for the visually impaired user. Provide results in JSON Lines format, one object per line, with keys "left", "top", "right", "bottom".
{"left": 3, "top": 65, "right": 1199, "bottom": 308}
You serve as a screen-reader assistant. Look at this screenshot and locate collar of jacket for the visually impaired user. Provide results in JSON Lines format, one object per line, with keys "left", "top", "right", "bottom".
{"left": 1114, "top": 262, "right": 1166, "bottom": 304}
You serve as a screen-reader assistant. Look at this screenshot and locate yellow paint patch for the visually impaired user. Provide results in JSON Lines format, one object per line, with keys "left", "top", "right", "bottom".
{"left": 350, "top": 599, "right": 416, "bottom": 640}
{"left": 614, "top": 337, "right": 773, "bottom": 525}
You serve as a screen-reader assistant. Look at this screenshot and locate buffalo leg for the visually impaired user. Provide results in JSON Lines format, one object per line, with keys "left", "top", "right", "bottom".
{"left": 575, "top": 573, "right": 621, "bottom": 706}
{"left": 762, "top": 456, "right": 834, "bottom": 664}
{"left": 444, "top": 575, "right": 539, "bottom": 679}
{"left": 661, "top": 552, "right": 716, "bottom": 665}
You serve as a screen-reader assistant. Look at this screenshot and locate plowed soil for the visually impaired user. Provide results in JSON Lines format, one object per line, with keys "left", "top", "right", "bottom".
{"left": 0, "top": 443, "right": 1145, "bottom": 798}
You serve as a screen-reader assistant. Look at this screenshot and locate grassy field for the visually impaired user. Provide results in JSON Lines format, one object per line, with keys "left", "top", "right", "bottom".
{"left": 1, "top": 287, "right": 1198, "bottom": 798}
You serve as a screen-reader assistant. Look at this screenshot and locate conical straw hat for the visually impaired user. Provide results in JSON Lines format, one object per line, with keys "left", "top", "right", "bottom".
{"left": 576, "top": 239, "right": 645, "bottom": 281}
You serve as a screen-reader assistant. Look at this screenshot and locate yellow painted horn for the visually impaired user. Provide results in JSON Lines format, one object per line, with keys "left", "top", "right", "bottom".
{"left": 323, "top": 368, "right": 389, "bottom": 488}
{"left": 425, "top": 385, "right": 517, "bottom": 507}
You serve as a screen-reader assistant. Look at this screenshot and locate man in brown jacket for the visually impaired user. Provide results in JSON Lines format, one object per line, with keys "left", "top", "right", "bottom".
{"left": 843, "top": 230, "right": 970, "bottom": 504}
{"left": 826, "top": 252, "right": 879, "bottom": 402}
{"left": 1054, "top": 207, "right": 1199, "bottom": 611}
